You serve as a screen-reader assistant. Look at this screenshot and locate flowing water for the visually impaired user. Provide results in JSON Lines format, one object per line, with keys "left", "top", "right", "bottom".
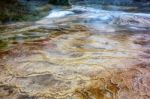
{"left": 0, "top": 2, "right": 150, "bottom": 99}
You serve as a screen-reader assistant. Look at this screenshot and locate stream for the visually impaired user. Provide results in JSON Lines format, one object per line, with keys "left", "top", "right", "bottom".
{"left": 0, "top": 3, "right": 150, "bottom": 99}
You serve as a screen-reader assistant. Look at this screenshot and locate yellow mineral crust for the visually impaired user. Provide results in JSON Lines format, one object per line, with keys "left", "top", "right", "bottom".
{"left": 0, "top": 25, "right": 149, "bottom": 99}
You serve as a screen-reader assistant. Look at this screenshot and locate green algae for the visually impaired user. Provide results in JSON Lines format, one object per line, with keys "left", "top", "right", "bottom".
{"left": 0, "top": 40, "right": 10, "bottom": 52}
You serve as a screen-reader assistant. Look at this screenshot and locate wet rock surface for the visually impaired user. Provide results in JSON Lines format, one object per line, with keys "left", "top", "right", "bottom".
{"left": 0, "top": 5, "right": 150, "bottom": 99}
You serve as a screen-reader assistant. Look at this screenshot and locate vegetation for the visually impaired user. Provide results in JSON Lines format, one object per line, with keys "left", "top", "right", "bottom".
{"left": 49, "top": 0, "right": 70, "bottom": 5}
{"left": 0, "top": 0, "right": 70, "bottom": 23}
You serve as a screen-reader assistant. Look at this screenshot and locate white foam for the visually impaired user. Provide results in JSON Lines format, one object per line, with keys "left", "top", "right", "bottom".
{"left": 44, "top": 5, "right": 150, "bottom": 28}
{"left": 46, "top": 10, "right": 74, "bottom": 18}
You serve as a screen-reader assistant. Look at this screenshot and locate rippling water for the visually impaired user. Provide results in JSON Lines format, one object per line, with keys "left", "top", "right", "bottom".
{"left": 0, "top": 5, "right": 150, "bottom": 99}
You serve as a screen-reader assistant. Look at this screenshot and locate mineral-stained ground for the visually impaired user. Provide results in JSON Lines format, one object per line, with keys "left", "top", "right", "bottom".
{"left": 0, "top": 5, "right": 150, "bottom": 99}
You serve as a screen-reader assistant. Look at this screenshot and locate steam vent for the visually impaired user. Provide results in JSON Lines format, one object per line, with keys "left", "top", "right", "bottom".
{"left": 0, "top": 0, "right": 150, "bottom": 99}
